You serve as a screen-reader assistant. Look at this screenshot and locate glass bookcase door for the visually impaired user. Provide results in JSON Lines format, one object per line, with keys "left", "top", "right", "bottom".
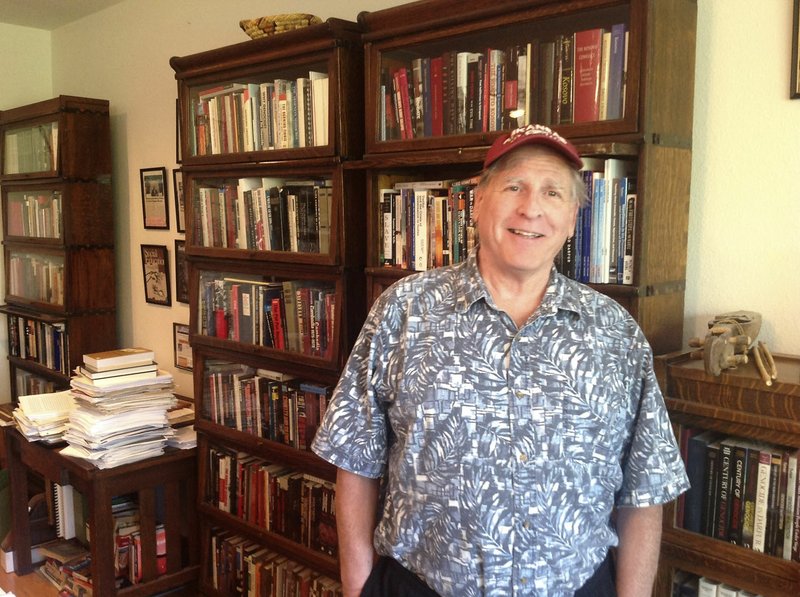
{"left": 5, "top": 249, "right": 65, "bottom": 308}
{"left": 366, "top": 1, "right": 637, "bottom": 150}
{"left": 186, "top": 173, "right": 335, "bottom": 261}
{"left": 2, "top": 119, "right": 59, "bottom": 176}
{"left": 184, "top": 61, "right": 330, "bottom": 159}
{"left": 4, "top": 188, "right": 63, "bottom": 241}
{"left": 193, "top": 268, "right": 340, "bottom": 365}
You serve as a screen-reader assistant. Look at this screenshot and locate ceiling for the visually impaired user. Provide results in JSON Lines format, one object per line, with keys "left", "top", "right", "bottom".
{"left": 0, "top": 0, "right": 126, "bottom": 31}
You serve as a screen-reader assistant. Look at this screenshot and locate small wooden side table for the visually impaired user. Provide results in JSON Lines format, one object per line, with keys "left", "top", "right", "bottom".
{"left": 4, "top": 428, "right": 199, "bottom": 596}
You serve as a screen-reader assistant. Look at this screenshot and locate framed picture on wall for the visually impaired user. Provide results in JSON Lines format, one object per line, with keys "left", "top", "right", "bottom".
{"left": 140, "top": 167, "right": 170, "bottom": 229}
{"left": 173, "top": 323, "right": 192, "bottom": 371}
{"left": 793, "top": 0, "right": 800, "bottom": 98}
{"left": 173, "top": 169, "right": 185, "bottom": 233}
{"left": 174, "top": 239, "right": 189, "bottom": 304}
{"left": 141, "top": 244, "right": 171, "bottom": 305}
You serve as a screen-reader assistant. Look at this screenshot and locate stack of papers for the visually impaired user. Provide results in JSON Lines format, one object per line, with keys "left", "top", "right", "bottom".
{"left": 13, "top": 390, "right": 75, "bottom": 443}
{"left": 63, "top": 369, "right": 177, "bottom": 469}
{"left": 167, "top": 425, "right": 197, "bottom": 449}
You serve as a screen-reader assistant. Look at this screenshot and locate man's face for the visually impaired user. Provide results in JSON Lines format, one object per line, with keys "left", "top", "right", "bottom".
{"left": 473, "top": 146, "right": 579, "bottom": 284}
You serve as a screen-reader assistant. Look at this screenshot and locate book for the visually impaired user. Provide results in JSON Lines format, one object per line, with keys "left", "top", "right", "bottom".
{"left": 573, "top": 28, "right": 603, "bottom": 123}
{"left": 698, "top": 576, "right": 720, "bottom": 597}
{"left": 83, "top": 347, "right": 155, "bottom": 372}
{"left": 684, "top": 430, "right": 723, "bottom": 534}
{"left": 77, "top": 362, "right": 158, "bottom": 380}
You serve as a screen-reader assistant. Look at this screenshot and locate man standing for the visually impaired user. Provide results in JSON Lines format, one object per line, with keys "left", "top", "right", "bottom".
{"left": 312, "top": 124, "right": 689, "bottom": 596}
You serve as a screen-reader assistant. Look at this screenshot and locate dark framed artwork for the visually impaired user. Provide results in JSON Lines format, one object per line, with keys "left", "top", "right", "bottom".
{"left": 173, "top": 323, "right": 192, "bottom": 371}
{"left": 140, "top": 167, "right": 170, "bottom": 229}
{"left": 173, "top": 168, "right": 185, "bottom": 233}
{"left": 141, "top": 244, "right": 171, "bottom": 305}
{"left": 174, "top": 238, "right": 189, "bottom": 304}
{"left": 793, "top": 0, "right": 800, "bottom": 98}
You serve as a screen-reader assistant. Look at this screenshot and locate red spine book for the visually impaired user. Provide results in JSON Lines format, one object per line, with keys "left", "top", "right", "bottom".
{"left": 573, "top": 28, "right": 603, "bottom": 123}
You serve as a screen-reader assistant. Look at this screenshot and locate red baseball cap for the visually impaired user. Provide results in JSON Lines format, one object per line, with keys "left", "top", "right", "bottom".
{"left": 483, "top": 124, "right": 583, "bottom": 170}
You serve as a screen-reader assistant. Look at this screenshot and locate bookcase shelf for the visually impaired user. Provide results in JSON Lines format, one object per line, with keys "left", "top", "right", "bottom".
{"left": 357, "top": 0, "right": 697, "bottom": 356}
{"left": 171, "top": 17, "right": 365, "bottom": 595}
{"left": 0, "top": 96, "right": 117, "bottom": 402}
{"left": 654, "top": 351, "right": 800, "bottom": 597}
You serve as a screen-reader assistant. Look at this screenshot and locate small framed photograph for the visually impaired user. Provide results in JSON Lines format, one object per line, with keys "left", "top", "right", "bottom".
{"left": 793, "top": 0, "right": 800, "bottom": 98}
{"left": 141, "top": 244, "right": 171, "bottom": 305}
{"left": 173, "top": 323, "right": 192, "bottom": 371}
{"left": 174, "top": 238, "right": 189, "bottom": 304}
{"left": 140, "top": 166, "right": 170, "bottom": 229}
{"left": 173, "top": 169, "right": 185, "bottom": 233}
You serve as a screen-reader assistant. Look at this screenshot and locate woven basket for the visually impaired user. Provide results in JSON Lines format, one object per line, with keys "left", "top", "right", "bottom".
{"left": 240, "top": 14, "right": 323, "bottom": 39}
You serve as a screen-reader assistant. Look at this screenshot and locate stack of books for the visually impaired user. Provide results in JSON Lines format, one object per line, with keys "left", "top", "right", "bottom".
{"left": 62, "top": 348, "right": 177, "bottom": 469}
{"left": 12, "top": 389, "right": 75, "bottom": 443}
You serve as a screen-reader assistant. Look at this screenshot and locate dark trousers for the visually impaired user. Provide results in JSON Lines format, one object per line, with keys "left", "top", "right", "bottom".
{"left": 360, "top": 553, "right": 617, "bottom": 596}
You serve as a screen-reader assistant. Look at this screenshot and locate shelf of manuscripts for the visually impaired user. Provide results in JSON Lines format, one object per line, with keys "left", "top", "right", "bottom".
{"left": 3, "top": 243, "right": 115, "bottom": 314}
{"left": 2, "top": 181, "right": 114, "bottom": 245}
{"left": 360, "top": 0, "right": 641, "bottom": 153}
{"left": 363, "top": 142, "right": 641, "bottom": 303}
{"left": 653, "top": 351, "right": 800, "bottom": 597}
{"left": 204, "top": 527, "right": 343, "bottom": 597}
{"left": 190, "top": 261, "right": 364, "bottom": 371}
{"left": 170, "top": 18, "right": 363, "bottom": 166}
{"left": 198, "top": 433, "right": 340, "bottom": 584}
{"left": 0, "top": 95, "right": 111, "bottom": 182}
{"left": 183, "top": 162, "right": 365, "bottom": 267}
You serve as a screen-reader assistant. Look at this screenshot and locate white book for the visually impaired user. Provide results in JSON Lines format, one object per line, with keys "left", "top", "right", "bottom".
{"left": 310, "top": 71, "right": 329, "bottom": 146}
{"left": 698, "top": 576, "right": 720, "bottom": 597}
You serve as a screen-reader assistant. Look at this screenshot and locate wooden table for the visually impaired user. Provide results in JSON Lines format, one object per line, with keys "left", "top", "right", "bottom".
{"left": 4, "top": 428, "right": 199, "bottom": 596}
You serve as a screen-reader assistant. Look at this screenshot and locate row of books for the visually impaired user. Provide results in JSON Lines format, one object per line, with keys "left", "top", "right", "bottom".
{"left": 378, "top": 177, "right": 479, "bottom": 271}
{"left": 7, "top": 313, "right": 69, "bottom": 374}
{"left": 193, "top": 177, "right": 332, "bottom": 254}
{"left": 678, "top": 427, "right": 800, "bottom": 560}
{"left": 209, "top": 528, "right": 342, "bottom": 597}
{"left": 7, "top": 252, "right": 64, "bottom": 305}
{"left": 199, "top": 274, "right": 336, "bottom": 359}
{"left": 3, "top": 122, "right": 58, "bottom": 175}
{"left": 672, "top": 571, "right": 762, "bottom": 597}
{"left": 5, "top": 191, "right": 62, "bottom": 239}
{"left": 191, "top": 72, "right": 329, "bottom": 156}
{"left": 34, "top": 538, "right": 92, "bottom": 597}
{"left": 207, "top": 447, "right": 337, "bottom": 557}
{"left": 556, "top": 158, "right": 637, "bottom": 285}
{"left": 202, "top": 363, "right": 330, "bottom": 451}
{"left": 380, "top": 24, "right": 627, "bottom": 141}
{"left": 15, "top": 368, "right": 58, "bottom": 395}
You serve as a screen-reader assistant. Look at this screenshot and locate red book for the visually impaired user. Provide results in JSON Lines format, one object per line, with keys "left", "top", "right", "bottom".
{"left": 271, "top": 297, "right": 285, "bottom": 350}
{"left": 573, "top": 28, "right": 604, "bottom": 123}
{"left": 394, "top": 67, "right": 414, "bottom": 140}
{"left": 430, "top": 56, "right": 444, "bottom": 137}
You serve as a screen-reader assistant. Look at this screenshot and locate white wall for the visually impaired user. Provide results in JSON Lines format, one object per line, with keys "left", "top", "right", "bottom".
{"left": 2, "top": 0, "right": 799, "bottom": 400}
{"left": 685, "top": 0, "right": 800, "bottom": 356}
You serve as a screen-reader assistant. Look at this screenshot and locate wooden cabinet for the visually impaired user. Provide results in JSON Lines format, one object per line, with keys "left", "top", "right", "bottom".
{"left": 655, "top": 351, "right": 800, "bottom": 597}
{"left": 170, "top": 19, "right": 364, "bottom": 595}
{"left": 358, "top": 0, "right": 697, "bottom": 355}
{"left": 0, "top": 96, "right": 116, "bottom": 401}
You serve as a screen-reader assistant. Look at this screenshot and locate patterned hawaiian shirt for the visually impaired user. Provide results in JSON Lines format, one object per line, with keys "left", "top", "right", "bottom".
{"left": 312, "top": 252, "right": 689, "bottom": 596}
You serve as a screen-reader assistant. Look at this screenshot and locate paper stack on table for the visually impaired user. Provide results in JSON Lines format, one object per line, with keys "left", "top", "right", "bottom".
{"left": 62, "top": 349, "right": 177, "bottom": 468}
{"left": 13, "top": 390, "right": 75, "bottom": 443}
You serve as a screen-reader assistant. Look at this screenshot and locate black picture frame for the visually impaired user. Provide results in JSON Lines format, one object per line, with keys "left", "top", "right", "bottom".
{"left": 141, "top": 244, "right": 171, "bottom": 305}
{"left": 793, "top": 0, "right": 800, "bottom": 98}
{"left": 140, "top": 167, "right": 170, "bottom": 229}
{"left": 173, "top": 169, "right": 185, "bottom": 233}
{"left": 173, "top": 323, "right": 192, "bottom": 371}
{"left": 174, "top": 238, "right": 189, "bottom": 304}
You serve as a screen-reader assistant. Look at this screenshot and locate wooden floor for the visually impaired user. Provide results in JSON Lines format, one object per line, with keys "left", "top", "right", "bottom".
{"left": 0, "top": 564, "right": 200, "bottom": 596}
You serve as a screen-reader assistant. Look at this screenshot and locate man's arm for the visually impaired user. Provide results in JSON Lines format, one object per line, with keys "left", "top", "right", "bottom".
{"left": 614, "top": 504, "right": 663, "bottom": 597}
{"left": 336, "top": 468, "right": 380, "bottom": 597}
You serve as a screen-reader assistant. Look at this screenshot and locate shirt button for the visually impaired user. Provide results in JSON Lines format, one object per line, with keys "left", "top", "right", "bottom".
{"left": 515, "top": 390, "right": 525, "bottom": 398}
{"left": 518, "top": 453, "right": 528, "bottom": 463}
{"left": 523, "top": 520, "right": 531, "bottom": 529}
{"left": 520, "top": 577, "right": 527, "bottom": 584}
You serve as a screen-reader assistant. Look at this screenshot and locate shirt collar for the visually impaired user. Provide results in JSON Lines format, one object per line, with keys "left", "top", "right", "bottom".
{"left": 453, "top": 248, "right": 583, "bottom": 319}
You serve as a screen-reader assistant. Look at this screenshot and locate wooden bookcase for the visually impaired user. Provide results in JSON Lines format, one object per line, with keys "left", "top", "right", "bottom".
{"left": 0, "top": 95, "right": 117, "bottom": 401}
{"left": 169, "top": 18, "right": 365, "bottom": 595}
{"left": 654, "top": 351, "right": 800, "bottom": 597}
{"left": 358, "top": 0, "right": 696, "bottom": 355}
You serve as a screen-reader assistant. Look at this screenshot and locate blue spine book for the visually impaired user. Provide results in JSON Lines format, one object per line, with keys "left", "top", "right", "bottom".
{"left": 606, "top": 23, "right": 627, "bottom": 120}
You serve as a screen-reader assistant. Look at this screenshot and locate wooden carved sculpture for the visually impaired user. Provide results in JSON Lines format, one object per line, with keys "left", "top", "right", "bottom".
{"left": 688, "top": 310, "right": 777, "bottom": 385}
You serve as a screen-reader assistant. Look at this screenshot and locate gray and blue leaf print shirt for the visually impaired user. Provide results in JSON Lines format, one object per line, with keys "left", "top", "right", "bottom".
{"left": 312, "top": 252, "right": 689, "bottom": 596}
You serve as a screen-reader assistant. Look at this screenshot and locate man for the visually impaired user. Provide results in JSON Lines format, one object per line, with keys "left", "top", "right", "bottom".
{"left": 312, "top": 124, "right": 689, "bottom": 596}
